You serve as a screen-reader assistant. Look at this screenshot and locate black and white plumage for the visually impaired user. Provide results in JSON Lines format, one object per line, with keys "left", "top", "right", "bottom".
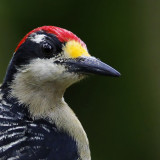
{"left": 0, "top": 89, "right": 79, "bottom": 160}
{"left": 0, "top": 26, "right": 120, "bottom": 160}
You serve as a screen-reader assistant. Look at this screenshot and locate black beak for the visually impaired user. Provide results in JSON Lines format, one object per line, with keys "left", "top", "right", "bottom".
{"left": 64, "top": 56, "right": 121, "bottom": 77}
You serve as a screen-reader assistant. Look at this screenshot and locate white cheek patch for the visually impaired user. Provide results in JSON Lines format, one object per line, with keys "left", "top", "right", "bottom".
{"left": 17, "top": 58, "right": 65, "bottom": 84}
{"left": 16, "top": 58, "right": 80, "bottom": 86}
{"left": 30, "top": 34, "right": 46, "bottom": 43}
{"left": 30, "top": 59, "right": 66, "bottom": 82}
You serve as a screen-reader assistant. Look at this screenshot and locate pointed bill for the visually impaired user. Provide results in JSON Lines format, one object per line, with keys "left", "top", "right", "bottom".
{"left": 64, "top": 56, "right": 121, "bottom": 77}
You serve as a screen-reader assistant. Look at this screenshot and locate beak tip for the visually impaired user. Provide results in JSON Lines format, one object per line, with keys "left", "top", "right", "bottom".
{"left": 107, "top": 70, "right": 121, "bottom": 77}
{"left": 114, "top": 71, "right": 121, "bottom": 77}
{"left": 103, "top": 64, "right": 121, "bottom": 77}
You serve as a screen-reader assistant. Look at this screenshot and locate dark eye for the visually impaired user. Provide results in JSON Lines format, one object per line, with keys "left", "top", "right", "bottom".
{"left": 42, "top": 43, "right": 53, "bottom": 55}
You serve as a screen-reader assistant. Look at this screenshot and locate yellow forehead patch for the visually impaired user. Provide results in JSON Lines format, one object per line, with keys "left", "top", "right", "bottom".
{"left": 64, "top": 40, "right": 90, "bottom": 58}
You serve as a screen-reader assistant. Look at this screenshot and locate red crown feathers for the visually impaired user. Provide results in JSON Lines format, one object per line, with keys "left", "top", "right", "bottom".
{"left": 15, "top": 26, "right": 86, "bottom": 52}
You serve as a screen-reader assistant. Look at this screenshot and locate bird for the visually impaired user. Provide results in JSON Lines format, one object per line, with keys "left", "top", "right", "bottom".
{"left": 0, "top": 26, "right": 120, "bottom": 160}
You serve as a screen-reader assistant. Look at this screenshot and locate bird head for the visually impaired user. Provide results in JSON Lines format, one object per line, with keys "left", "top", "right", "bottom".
{"left": 3, "top": 26, "right": 120, "bottom": 92}
{"left": 1, "top": 26, "right": 121, "bottom": 117}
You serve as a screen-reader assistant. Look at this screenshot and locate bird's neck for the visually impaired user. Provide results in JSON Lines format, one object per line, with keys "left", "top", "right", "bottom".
{"left": 8, "top": 67, "right": 66, "bottom": 117}
{"left": 7, "top": 71, "right": 91, "bottom": 160}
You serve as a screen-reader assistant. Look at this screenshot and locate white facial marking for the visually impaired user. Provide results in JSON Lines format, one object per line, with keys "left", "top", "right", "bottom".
{"left": 10, "top": 58, "right": 81, "bottom": 117}
{"left": 30, "top": 34, "right": 46, "bottom": 43}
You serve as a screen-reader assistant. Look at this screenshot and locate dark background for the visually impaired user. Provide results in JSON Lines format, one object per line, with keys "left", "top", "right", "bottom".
{"left": 0, "top": 0, "right": 160, "bottom": 160}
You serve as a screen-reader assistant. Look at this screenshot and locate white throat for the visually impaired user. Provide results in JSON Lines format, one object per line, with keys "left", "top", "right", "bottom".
{"left": 9, "top": 58, "right": 91, "bottom": 160}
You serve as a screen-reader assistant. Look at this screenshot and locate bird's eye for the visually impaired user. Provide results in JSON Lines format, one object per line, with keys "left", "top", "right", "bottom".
{"left": 42, "top": 43, "right": 53, "bottom": 55}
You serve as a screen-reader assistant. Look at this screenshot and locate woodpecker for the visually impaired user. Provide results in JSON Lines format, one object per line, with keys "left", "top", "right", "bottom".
{"left": 0, "top": 26, "right": 120, "bottom": 160}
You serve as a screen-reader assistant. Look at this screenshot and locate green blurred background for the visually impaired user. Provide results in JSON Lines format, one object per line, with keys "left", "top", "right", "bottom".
{"left": 0, "top": 0, "right": 160, "bottom": 160}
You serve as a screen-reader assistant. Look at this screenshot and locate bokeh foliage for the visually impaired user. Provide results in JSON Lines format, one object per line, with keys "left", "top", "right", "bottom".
{"left": 0, "top": 0, "right": 160, "bottom": 159}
